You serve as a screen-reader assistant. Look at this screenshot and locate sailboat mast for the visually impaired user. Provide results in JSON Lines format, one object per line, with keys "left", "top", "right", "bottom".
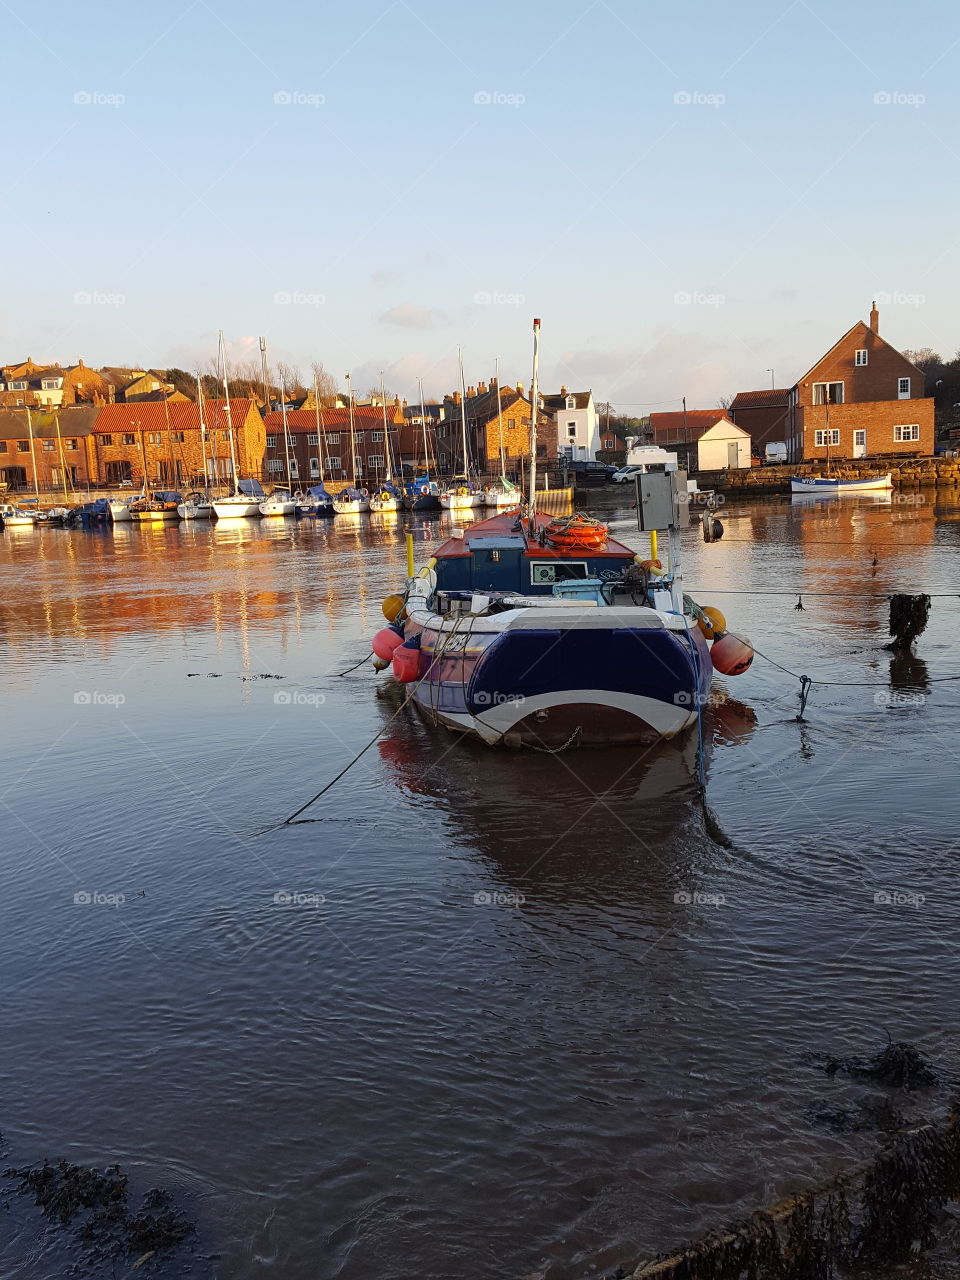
{"left": 196, "top": 375, "right": 210, "bottom": 495}
{"left": 457, "top": 347, "right": 470, "bottom": 481}
{"left": 528, "top": 318, "right": 541, "bottom": 515}
{"left": 346, "top": 372, "right": 356, "bottom": 486}
{"left": 279, "top": 373, "right": 294, "bottom": 490}
{"left": 418, "top": 377, "right": 430, "bottom": 479}
{"left": 219, "top": 330, "right": 238, "bottom": 490}
{"left": 495, "top": 355, "right": 505, "bottom": 481}
{"left": 379, "top": 371, "right": 391, "bottom": 482}
{"left": 313, "top": 377, "right": 327, "bottom": 485}
{"left": 259, "top": 336, "right": 270, "bottom": 413}
{"left": 53, "top": 413, "right": 69, "bottom": 502}
{"left": 25, "top": 404, "right": 39, "bottom": 503}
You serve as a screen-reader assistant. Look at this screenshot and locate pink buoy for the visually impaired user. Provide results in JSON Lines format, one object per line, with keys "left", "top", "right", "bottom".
{"left": 710, "top": 631, "right": 754, "bottom": 676}
{"left": 371, "top": 628, "right": 404, "bottom": 662}
{"left": 392, "top": 642, "right": 422, "bottom": 683}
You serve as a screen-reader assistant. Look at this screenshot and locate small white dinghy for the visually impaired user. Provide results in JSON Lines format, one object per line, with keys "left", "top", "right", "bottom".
{"left": 790, "top": 473, "right": 893, "bottom": 494}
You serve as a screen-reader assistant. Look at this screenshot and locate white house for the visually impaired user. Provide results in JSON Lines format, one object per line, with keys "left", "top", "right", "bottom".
{"left": 696, "top": 418, "right": 751, "bottom": 470}
{"left": 543, "top": 387, "right": 599, "bottom": 460}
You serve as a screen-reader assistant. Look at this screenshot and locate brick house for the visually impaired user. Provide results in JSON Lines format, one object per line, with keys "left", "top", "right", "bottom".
{"left": 437, "top": 380, "right": 558, "bottom": 478}
{"left": 786, "top": 304, "right": 934, "bottom": 462}
{"left": 91, "top": 399, "right": 265, "bottom": 487}
{"left": 0, "top": 407, "right": 98, "bottom": 491}
{"left": 262, "top": 406, "right": 402, "bottom": 486}
{"left": 729, "top": 388, "right": 790, "bottom": 453}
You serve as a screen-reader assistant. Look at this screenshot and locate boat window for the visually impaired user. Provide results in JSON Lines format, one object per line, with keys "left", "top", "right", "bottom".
{"left": 530, "top": 562, "right": 589, "bottom": 585}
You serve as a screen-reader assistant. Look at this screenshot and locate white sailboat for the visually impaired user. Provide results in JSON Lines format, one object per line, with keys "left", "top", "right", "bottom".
{"left": 440, "top": 348, "right": 479, "bottom": 511}
{"left": 332, "top": 372, "right": 370, "bottom": 513}
{"left": 369, "top": 372, "right": 401, "bottom": 512}
{"left": 178, "top": 376, "right": 215, "bottom": 518}
{"left": 210, "top": 331, "right": 265, "bottom": 518}
{"left": 260, "top": 369, "right": 296, "bottom": 516}
{"left": 480, "top": 357, "right": 520, "bottom": 508}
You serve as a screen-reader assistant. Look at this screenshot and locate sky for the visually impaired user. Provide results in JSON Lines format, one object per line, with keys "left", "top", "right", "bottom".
{"left": 2, "top": 0, "right": 958, "bottom": 410}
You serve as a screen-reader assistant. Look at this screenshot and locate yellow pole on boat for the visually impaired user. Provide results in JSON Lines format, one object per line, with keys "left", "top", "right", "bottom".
{"left": 650, "top": 529, "right": 658, "bottom": 561}
{"left": 406, "top": 531, "right": 415, "bottom": 578}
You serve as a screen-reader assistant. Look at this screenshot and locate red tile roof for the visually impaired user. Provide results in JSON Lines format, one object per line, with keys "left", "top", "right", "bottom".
{"left": 730, "top": 388, "right": 790, "bottom": 408}
{"left": 263, "top": 407, "right": 390, "bottom": 435}
{"left": 649, "top": 410, "right": 732, "bottom": 443}
{"left": 91, "top": 399, "right": 256, "bottom": 433}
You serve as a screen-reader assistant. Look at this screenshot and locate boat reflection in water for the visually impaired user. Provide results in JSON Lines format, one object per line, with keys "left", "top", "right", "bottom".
{"left": 376, "top": 684, "right": 757, "bottom": 904}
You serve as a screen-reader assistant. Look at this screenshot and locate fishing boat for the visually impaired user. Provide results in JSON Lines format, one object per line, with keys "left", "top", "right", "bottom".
{"left": 130, "top": 490, "right": 182, "bottom": 522}
{"left": 790, "top": 473, "right": 893, "bottom": 494}
{"left": 369, "top": 319, "right": 754, "bottom": 748}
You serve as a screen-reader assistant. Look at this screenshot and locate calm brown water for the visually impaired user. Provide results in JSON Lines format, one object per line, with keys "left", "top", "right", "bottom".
{"left": 1, "top": 492, "right": 959, "bottom": 1279}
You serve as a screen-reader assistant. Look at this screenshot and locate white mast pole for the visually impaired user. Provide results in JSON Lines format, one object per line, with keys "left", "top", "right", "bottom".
{"left": 346, "top": 372, "right": 356, "bottom": 487}
{"left": 495, "top": 355, "right": 505, "bottom": 482}
{"left": 26, "top": 404, "right": 40, "bottom": 503}
{"left": 313, "top": 377, "right": 327, "bottom": 486}
{"left": 196, "top": 374, "right": 209, "bottom": 494}
{"left": 219, "top": 331, "right": 238, "bottom": 491}
{"left": 418, "top": 377, "right": 431, "bottom": 479}
{"left": 380, "top": 371, "right": 391, "bottom": 483}
{"left": 458, "top": 346, "right": 469, "bottom": 479}
{"left": 528, "top": 317, "right": 541, "bottom": 518}
{"left": 279, "top": 371, "right": 293, "bottom": 491}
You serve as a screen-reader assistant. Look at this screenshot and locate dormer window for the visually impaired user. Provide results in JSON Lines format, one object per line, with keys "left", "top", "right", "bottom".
{"left": 566, "top": 395, "right": 576, "bottom": 410}
{"left": 855, "top": 349, "right": 868, "bottom": 366}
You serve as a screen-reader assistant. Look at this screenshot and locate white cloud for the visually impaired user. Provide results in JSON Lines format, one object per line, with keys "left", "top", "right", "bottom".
{"left": 377, "top": 304, "right": 448, "bottom": 331}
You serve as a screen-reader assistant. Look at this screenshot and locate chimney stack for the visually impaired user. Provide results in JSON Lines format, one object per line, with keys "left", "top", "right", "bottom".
{"left": 515, "top": 380, "right": 524, "bottom": 395}
{"left": 478, "top": 381, "right": 487, "bottom": 394}
{"left": 467, "top": 385, "right": 475, "bottom": 397}
{"left": 870, "top": 301, "right": 879, "bottom": 333}
{"left": 453, "top": 390, "right": 461, "bottom": 405}
{"left": 490, "top": 375, "right": 497, "bottom": 389}
{"left": 560, "top": 384, "right": 567, "bottom": 395}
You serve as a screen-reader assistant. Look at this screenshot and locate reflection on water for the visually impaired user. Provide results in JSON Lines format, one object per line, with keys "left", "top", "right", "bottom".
{"left": 0, "top": 493, "right": 959, "bottom": 1280}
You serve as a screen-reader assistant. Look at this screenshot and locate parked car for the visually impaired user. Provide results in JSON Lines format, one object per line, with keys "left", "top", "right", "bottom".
{"left": 610, "top": 465, "right": 647, "bottom": 483}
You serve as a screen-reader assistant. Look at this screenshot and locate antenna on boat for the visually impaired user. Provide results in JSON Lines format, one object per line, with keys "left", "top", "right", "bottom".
{"left": 528, "top": 318, "right": 541, "bottom": 519}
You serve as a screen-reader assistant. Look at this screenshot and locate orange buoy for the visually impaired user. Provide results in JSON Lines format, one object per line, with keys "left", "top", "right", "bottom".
{"left": 371, "top": 628, "right": 404, "bottom": 662}
{"left": 697, "top": 605, "right": 727, "bottom": 639}
{"left": 544, "top": 513, "right": 609, "bottom": 549}
{"left": 392, "top": 640, "right": 422, "bottom": 683}
{"left": 382, "top": 593, "right": 405, "bottom": 622}
{"left": 710, "top": 631, "right": 754, "bottom": 676}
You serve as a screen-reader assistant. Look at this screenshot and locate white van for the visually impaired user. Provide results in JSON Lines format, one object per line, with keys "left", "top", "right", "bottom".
{"left": 764, "top": 442, "right": 787, "bottom": 464}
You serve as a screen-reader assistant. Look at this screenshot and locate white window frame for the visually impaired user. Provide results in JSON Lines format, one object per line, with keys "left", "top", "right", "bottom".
{"left": 42, "top": 439, "right": 55, "bottom": 451}
{"left": 267, "top": 458, "right": 284, "bottom": 473}
{"left": 309, "top": 457, "right": 320, "bottom": 475}
{"left": 566, "top": 395, "right": 576, "bottom": 410}
{"left": 812, "top": 381, "right": 844, "bottom": 405}
{"left": 289, "top": 458, "right": 299, "bottom": 475}
{"left": 897, "top": 377, "right": 911, "bottom": 399}
{"left": 327, "top": 433, "right": 340, "bottom": 445}
{"left": 307, "top": 432, "right": 318, "bottom": 445}
{"left": 814, "top": 428, "right": 840, "bottom": 447}
{"left": 368, "top": 454, "right": 384, "bottom": 468}
{"left": 894, "top": 423, "right": 920, "bottom": 442}
{"left": 567, "top": 425, "right": 577, "bottom": 438}
{"left": 855, "top": 349, "right": 868, "bottom": 366}
{"left": 326, "top": 456, "right": 341, "bottom": 469}
{"left": 265, "top": 434, "right": 278, "bottom": 447}
{"left": 371, "top": 431, "right": 384, "bottom": 443}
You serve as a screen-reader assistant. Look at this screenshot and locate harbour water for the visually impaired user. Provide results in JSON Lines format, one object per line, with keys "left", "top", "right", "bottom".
{"left": 1, "top": 491, "right": 959, "bottom": 1278}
